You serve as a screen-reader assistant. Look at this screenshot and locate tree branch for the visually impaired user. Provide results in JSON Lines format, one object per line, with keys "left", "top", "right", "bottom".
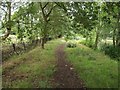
{"left": 0, "top": 7, "right": 7, "bottom": 14}
{"left": 39, "top": 2, "right": 46, "bottom": 21}
{"left": 46, "top": 5, "right": 56, "bottom": 18}
{"left": 42, "top": 2, "right": 49, "bottom": 10}
{"left": 2, "top": 2, "right": 11, "bottom": 40}
{"left": 55, "top": 2, "right": 67, "bottom": 13}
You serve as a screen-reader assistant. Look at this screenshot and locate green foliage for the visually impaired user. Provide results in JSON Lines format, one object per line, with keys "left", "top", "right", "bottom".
{"left": 80, "top": 40, "right": 94, "bottom": 48}
{"left": 66, "top": 42, "right": 77, "bottom": 48}
{"left": 2, "top": 37, "right": 12, "bottom": 44}
{"left": 100, "top": 44, "right": 120, "bottom": 60}
{"left": 1, "top": 2, "right": 119, "bottom": 50}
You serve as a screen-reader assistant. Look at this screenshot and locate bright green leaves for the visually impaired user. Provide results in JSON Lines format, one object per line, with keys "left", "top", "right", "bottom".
{"left": 1, "top": 2, "right": 119, "bottom": 48}
{"left": 27, "top": 2, "right": 39, "bottom": 15}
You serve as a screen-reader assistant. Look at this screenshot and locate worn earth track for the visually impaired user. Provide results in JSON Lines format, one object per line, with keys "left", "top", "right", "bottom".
{"left": 53, "top": 44, "right": 86, "bottom": 89}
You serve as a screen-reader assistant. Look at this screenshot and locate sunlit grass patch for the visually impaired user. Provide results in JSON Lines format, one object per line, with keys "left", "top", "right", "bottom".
{"left": 65, "top": 44, "right": 118, "bottom": 88}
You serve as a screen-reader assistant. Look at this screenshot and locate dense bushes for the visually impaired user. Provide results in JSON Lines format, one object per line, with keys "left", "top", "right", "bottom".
{"left": 80, "top": 40, "right": 94, "bottom": 48}
{"left": 100, "top": 44, "right": 120, "bottom": 60}
{"left": 66, "top": 42, "right": 77, "bottom": 48}
{"left": 80, "top": 40, "right": 120, "bottom": 60}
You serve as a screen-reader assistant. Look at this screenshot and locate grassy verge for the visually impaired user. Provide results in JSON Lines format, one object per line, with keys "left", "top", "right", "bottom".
{"left": 65, "top": 44, "right": 118, "bottom": 88}
{"left": 2, "top": 39, "right": 63, "bottom": 88}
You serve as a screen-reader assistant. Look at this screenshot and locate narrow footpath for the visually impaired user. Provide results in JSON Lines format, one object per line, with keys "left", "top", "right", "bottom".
{"left": 53, "top": 44, "right": 86, "bottom": 89}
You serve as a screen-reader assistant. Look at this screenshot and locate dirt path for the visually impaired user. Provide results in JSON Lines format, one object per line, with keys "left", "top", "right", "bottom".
{"left": 53, "top": 44, "right": 86, "bottom": 89}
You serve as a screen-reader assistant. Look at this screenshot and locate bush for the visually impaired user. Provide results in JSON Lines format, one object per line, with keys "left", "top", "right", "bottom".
{"left": 100, "top": 44, "right": 120, "bottom": 60}
{"left": 67, "top": 42, "right": 77, "bottom": 48}
{"left": 80, "top": 40, "right": 94, "bottom": 48}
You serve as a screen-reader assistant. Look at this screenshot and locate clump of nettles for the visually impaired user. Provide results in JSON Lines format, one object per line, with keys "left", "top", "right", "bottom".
{"left": 66, "top": 42, "right": 77, "bottom": 48}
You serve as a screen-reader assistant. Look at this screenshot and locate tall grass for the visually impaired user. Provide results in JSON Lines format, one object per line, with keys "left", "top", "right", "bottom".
{"left": 65, "top": 44, "right": 118, "bottom": 88}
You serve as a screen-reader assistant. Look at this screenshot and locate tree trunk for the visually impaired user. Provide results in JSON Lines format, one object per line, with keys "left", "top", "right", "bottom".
{"left": 2, "top": 2, "right": 11, "bottom": 40}
{"left": 40, "top": 2, "right": 54, "bottom": 49}
{"left": 85, "top": 36, "right": 88, "bottom": 45}
{"left": 113, "top": 29, "right": 116, "bottom": 47}
{"left": 12, "top": 43, "right": 16, "bottom": 51}
{"left": 116, "top": 31, "right": 120, "bottom": 46}
{"left": 22, "top": 42, "right": 26, "bottom": 50}
{"left": 39, "top": 38, "right": 42, "bottom": 45}
{"left": 94, "top": 27, "right": 99, "bottom": 49}
{"left": 41, "top": 37, "right": 45, "bottom": 49}
{"left": 116, "top": 14, "right": 120, "bottom": 46}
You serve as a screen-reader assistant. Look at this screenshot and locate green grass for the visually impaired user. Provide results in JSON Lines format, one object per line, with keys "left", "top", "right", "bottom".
{"left": 3, "top": 39, "right": 63, "bottom": 88}
{"left": 65, "top": 44, "right": 118, "bottom": 88}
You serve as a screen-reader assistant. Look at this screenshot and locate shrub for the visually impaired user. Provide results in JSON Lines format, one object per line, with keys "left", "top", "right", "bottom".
{"left": 80, "top": 40, "right": 94, "bottom": 48}
{"left": 67, "top": 42, "right": 77, "bottom": 48}
{"left": 100, "top": 44, "right": 120, "bottom": 60}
